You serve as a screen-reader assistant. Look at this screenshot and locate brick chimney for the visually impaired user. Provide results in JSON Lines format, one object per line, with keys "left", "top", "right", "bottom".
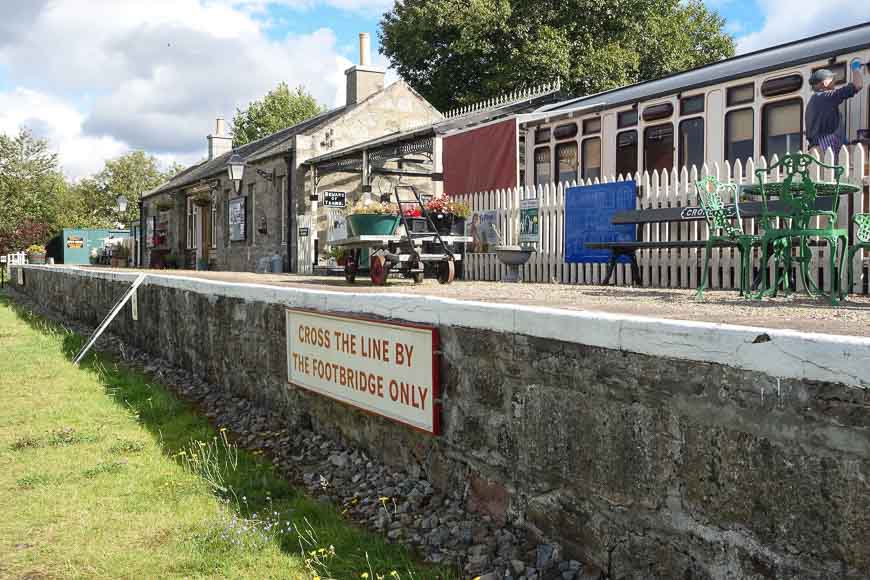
{"left": 207, "top": 117, "right": 232, "bottom": 160}
{"left": 345, "top": 33, "right": 385, "bottom": 105}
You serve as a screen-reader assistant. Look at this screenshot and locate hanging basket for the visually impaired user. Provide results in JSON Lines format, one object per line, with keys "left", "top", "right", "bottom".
{"left": 155, "top": 200, "right": 174, "bottom": 212}
{"left": 192, "top": 194, "right": 212, "bottom": 207}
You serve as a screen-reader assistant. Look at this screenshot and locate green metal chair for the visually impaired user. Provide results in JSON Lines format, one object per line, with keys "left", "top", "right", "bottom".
{"left": 694, "top": 177, "right": 762, "bottom": 299}
{"left": 847, "top": 213, "right": 870, "bottom": 295}
{"left": 753, "top": 153, "right": 849, "bottom": 304}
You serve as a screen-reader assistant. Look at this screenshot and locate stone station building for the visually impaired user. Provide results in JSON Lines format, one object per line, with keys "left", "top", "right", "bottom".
{"left": 141, "top": 33, "right": 441, "bottom": 273}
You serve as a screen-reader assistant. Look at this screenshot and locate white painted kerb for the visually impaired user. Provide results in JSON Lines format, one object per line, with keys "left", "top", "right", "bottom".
{"left": 17, "top": 266, "right": 870, "bottom": 390}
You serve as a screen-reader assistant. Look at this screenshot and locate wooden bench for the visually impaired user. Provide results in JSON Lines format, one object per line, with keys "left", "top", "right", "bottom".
{"left": 585, "top": 196, "right": 835, "bottom": 286}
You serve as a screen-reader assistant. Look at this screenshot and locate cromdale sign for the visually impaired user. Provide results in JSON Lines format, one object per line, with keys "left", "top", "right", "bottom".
{"left": 286, "top": 309, "right": 440, "bottom": 434}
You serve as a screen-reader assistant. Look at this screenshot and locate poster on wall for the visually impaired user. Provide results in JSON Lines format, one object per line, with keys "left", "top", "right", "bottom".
{"left": 519, "top": 198, "right": 539, "bottom": 244}
{"left": 565, "top": 181, "right": 636, "bottom": 263}
{"left": 468, "top": 210, "right": 499, "bottom": 252}
{"left": 228, "top": 197, "right": 246, "bottom": 241}
{"left": 146, "top": 217, "right": 156, "bottom": 249}
{"left": 286, "top": 309, "right": 440, "bottom": 434}
{"left": 327, "top": 209, "right": 347, "bottom": 242}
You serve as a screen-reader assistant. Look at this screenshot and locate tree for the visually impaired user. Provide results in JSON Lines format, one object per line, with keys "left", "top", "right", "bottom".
{"left": 231, "top": 83, "right": 325, "bottom": 146}
{"left": 57, "top": 151, "right": 176, "bottom": 229}
{"left": 379, "top": 0, "right": 735, "bottom": 111}
{"left": 0, "top": 128, "right": 66, "bottom": 253}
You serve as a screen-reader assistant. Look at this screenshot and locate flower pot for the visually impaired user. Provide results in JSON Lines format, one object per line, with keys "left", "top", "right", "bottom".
{"left": 346, "top": 214, "right": 400, "bottom": 237}
{"left": 28, "top": 253, "right": 46, "bottom": 265}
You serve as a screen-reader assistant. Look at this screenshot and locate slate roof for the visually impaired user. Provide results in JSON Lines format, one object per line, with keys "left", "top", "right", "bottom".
{"left": 537, "top": 21, "right": 870, "bottom": 116}
{"left": 144, "top": 105, "right": 348, "bottom": 198}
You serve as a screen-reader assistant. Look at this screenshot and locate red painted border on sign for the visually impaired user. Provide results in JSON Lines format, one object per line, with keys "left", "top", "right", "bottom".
{"left": 285, "top": 308, "right": 442, "bottom": 436}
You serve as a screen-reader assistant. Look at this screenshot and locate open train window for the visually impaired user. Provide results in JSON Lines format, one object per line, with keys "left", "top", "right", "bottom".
{"left": 812, "top": 62, "right": 847, "bottom": 85}
{"left": 553, "top": 123, "right": 578, "bottom": 140}
{"left": 762, "top": 99, "right": 803, "bottom": 159}
{"left": 725, "top": 108, "right": 754, "bottom": 166}
{"left": 618, "top": 109, "right": 638, "bottom": 129}
{"left": 582, "top": 117, "right": 601, "bottom": 134}
{"left": 727, "top": 83, "right": 755, "bottom": 107}
{"left": 535, "top": 127, "right": 551, "bottom": 144}
{"left": 534, "top": 147, "right": 551, "bottom": 185}
{"left": 581, "top": 137, "right": 601, "bottom": 180}
{"left": 761, "top": 75, "right": 803, "bottom": 97}
{"left": 615, "top": 130, "right": 638, "bottom": 177}
{"left": 680, "top": 95, "right": 705, "bottom": 116}
{"left": 555, "top": 142, "right": 578, "bottom": 183}
{"left": 678, "top": 117, "right": 704, "bottom": 171}
{"left": 644, "top": 123, "right": 674, "bottom": 174}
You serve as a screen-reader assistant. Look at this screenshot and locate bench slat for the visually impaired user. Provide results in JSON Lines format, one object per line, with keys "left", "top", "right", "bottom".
{"left": 611, "top": 197, "right": 834, "bottom": 224}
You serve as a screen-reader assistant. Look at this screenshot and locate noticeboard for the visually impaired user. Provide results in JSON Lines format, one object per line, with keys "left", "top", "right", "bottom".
{"left": 229, "top": 197, "right": 246, "bottom": 241}
{"left": 519, "top": 198, "right": 539, "bottom": 244}
{"left": 322, "top": 191, "right": 346, "bottom": 208}
{"left": 565, "top": 181, "right": 637, "bottom": 263}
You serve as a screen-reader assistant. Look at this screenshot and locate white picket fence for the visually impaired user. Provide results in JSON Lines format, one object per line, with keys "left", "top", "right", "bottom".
{"left": 456, "top": 145, "right": 870, "bottom": 295}
{"left": 1, "top": 252, "right": 27, "bottom": 267}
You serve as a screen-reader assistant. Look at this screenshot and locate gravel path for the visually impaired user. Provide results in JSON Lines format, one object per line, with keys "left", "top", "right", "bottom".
{"left": 81, "top": 267, "right": 870, "bottom": 338}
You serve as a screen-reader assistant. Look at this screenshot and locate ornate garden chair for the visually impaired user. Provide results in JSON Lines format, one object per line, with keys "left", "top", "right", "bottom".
{"left": 694, "top": 177, "right": 762, "bottom": 299}
{"left": 846, "top": 213, "right": 870, "bottom": 295}
{"left": 753, "top": 153, "right": 849, "bottom": 304}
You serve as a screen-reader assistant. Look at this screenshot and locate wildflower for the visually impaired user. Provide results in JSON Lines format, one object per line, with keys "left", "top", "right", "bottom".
{"left": 390, "top": 572, "right": 399, "bottom": 578}
{"left": 361, "top": 574, "right": 369, "bottom": 579}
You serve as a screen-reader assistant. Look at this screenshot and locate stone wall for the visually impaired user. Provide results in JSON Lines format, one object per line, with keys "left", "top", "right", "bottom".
{"left": 10, "top": 265, "right": 870, "bottom": 580}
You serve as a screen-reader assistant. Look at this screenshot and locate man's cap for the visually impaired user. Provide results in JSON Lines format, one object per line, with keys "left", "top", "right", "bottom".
{"left": 810, "top": 69, "right": 834, "bottom": 86}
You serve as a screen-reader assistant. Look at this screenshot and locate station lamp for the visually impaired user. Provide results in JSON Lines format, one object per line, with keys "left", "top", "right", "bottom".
{"left": 116, "top": 194, "right": 128, "bottom": 214}
{"left": 227, "top": 153, "right": 245, "bottom": 193}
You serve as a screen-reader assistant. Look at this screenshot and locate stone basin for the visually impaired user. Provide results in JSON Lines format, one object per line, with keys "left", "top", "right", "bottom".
{"left": 495, "top": 245, "right": 534, "bottom": 282}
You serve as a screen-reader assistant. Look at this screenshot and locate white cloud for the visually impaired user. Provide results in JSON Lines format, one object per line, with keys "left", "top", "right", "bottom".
{"left": 0, "top": 87, "right": 128, "bottom": 180}
{"left": 0, "top": 0, "right": 387, "bottom": 179}
{"left": 736, "top": 0, "right": 870, "bottom": 54}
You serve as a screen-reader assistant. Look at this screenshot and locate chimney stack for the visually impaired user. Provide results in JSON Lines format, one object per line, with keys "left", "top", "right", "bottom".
{"left": 207, "top": 116, "right": 232, "bottom": 160}
{"left": 345, "top": 32, "right": 385, "bottom": 105}
{"left": 359, "top": 32, "right": 371, "bottom": 66}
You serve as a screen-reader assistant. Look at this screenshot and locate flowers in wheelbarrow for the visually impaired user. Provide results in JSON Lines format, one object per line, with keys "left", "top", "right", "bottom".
{"left": 425, "top": 196, "right": 470, "bottom": 218}
{"left": 347, "top": 198, "right": 398, "bottom": 215}
{"left": 402, "top": 206, "right": 422, "bottom": 217}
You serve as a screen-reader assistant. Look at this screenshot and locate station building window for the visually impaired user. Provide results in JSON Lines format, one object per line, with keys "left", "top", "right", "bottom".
{"left": 644, "top": 123, "right": 674, "bottom": 174}
{"left": 762, "top": 99, "right": 803, "bottom": 159}
{"left": 678, "top": 117, "right": 704, "bottom": 171}
{"left": 534, "top": 147, "right": 551, "bottom": 185}
{"left": 211, "top": 196, "right": 217, "bottom": 249}
{"left": 555, "top": 142, "right": 578, "bottom": 183}
{"left": 615, "top": 130, "right": 638, "bottom": 177}
{"left": 725, "top": 108, "right": 754, "bottom": 165}
{"left": 186, "top": 196, "right": 197, "bottom": 250}
{"left": 581, "top": 137, "right": 601, "bottom": 180}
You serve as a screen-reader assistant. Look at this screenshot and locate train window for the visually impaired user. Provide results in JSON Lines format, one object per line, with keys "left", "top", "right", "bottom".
{"left": 534, "top": 147, "right": 551, "bottom": 185}
{"left": 553, "top": 123, "right": 579, "bottom": 140}
{"left": 617, "top": 110, "right": 638, "bottom": 129}
{"left": 678, "top": 117, "right": 705, "bottom": 171}
{"left": 812, "top": 62, "right": 847, "bottom": 85}
{"left": 727, "top": 83, "right": 754, "bottom": 107}
{"left": 762, "top": 99, "right": 803, "bottom": 159}
{"left": 644, "top": 123, "right": 674, "bottom": 174}
{"left": 581, "top": 137, "right": 601, "bottom": 180}
{"left": 725, "top": 108, "right": 754, "bottom": 166}
{"left": 582, "top": 117, "right": 601, "bottom": 134}
{"left": 680, "top": 95, "right": 705, "bottom": 116}
{"left": 555, "top": 142, "right": 578, "bottom": 183}
{"left": 615, "top": 130, "right": 638, "bottom": 177}
{"left": 535, "top": 127, "right": 551, "bottom": 144}
{"left": 642, "top": 103, "right": 674, "bottom": 122}
{"left": 761, "top": 75, "right": 803, "bottom": 97}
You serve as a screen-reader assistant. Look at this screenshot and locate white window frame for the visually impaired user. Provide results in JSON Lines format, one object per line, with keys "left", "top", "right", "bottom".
{"left": 186, "top": 196, "right": 198, "bottom": 250}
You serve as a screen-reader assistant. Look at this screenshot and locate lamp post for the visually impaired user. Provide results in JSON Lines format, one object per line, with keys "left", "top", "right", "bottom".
{"left": 227, "top": 153, "right": 245, "bottom": 193}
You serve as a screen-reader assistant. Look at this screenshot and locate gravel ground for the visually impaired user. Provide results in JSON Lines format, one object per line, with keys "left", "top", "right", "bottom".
{"left": 79, "top": 266, "right": 870, "bottom": 338}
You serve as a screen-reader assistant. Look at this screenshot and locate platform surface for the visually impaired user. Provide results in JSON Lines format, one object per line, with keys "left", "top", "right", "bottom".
{"left": 70, "top": 266, "right": 870, "bottom": 338}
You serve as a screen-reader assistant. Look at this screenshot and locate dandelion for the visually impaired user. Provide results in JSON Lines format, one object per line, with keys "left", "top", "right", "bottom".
{"left": 361, "top": 574, "right": 369, "bottom": 579}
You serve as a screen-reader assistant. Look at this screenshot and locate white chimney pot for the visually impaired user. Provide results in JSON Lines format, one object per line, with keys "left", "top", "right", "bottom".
{"left": 359, "top": 33, "right": 371, "bottom": 66}
{"left": 216, "top": 117, "right": 225, "bottom": 137}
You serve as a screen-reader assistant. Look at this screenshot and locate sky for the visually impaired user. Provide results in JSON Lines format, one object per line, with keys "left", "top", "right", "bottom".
{"left": 0, "top": 0, "right": 868, "bottom": 181}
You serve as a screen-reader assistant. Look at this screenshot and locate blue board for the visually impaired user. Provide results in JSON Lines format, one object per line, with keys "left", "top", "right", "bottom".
{"left": 565, "top": 181, "right": 636, "bottom": 263}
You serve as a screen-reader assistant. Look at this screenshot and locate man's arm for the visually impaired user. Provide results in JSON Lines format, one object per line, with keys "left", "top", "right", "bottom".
{"left": 831, "top": 81, "right": 859, "bottom": 105}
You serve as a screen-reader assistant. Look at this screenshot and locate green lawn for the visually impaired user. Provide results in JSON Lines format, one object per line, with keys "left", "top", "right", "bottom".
{"left": 0, "top": 292, "right": 450, "bottom": 579}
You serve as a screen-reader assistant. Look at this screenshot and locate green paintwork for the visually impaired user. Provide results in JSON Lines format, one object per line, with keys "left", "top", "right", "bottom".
{"left": 753, "top": 153, "right": 848, "bottom": 305}
{"left": 693, "top": 176, "right": 763, "bottom": 299}
{"left": 847, "top": 213, "right": 870, "bottom": 295}
{"left": 346, "top": 215, "right": 400, "bottom": 237}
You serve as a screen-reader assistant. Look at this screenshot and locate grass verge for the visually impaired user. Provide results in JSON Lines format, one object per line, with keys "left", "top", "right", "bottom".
{"left": 0, "top": 291, "right": 453, "bottom": 579}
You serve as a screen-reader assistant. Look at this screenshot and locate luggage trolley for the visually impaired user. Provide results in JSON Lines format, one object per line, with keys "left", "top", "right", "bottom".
{"left": 334, "top": 185, "right": 470, "bottom": 285}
